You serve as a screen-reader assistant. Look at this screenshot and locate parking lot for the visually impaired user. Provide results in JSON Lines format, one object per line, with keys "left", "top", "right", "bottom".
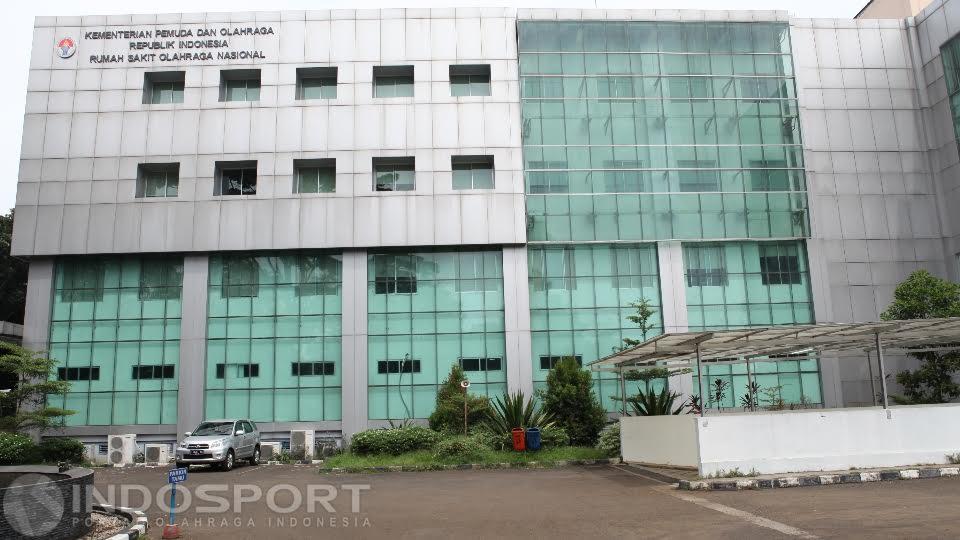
{"left": 93, "top": 463, "right": 960, "bottom": 538}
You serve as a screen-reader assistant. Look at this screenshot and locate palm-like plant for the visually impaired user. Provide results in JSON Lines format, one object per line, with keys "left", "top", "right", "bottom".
{"left": 626, "top": 387, "right": 688, "bottom": 416}
{"left": 483, "top": 391, "right": 555, "bottom": 434}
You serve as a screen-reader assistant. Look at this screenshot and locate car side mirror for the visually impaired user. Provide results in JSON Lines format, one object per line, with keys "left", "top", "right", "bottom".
{"left": 235, "top": 430, "right": 244, "bottom": 436}
{"left": 183, "top": 432, "right": 191, "bottom": 437}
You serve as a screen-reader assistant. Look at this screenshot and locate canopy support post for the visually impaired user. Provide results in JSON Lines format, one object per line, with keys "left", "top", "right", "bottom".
{"left": 745, "top": 356, "right": 755, "bottom": 411}
{"left": 696, "top": 343, "right": 706, "bottom": 417}
{"left": 866, "top": 350, "right": 878, "bottom": 406}
{"left": 875, "top": 333, "right": 889, "bottom": 409}
{"left": 619, "top": 367, "right": 627, "bottom": 417}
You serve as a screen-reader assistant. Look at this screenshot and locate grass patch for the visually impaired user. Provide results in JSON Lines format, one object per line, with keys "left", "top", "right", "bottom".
{"left": 320, "top": 446, "right": 607, "bottom": 470}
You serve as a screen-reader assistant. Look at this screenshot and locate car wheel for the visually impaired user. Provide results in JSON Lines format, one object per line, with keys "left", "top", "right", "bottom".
{"left": 249, "top": 446, "right": 260, "bottom": 466}
{"left": 222, "top": 450, "right": 235, "bottom": 471}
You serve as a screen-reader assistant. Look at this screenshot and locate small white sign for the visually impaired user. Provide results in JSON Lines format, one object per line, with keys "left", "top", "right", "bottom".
{"left": 460, "top": 380, "right": 471, "bottom": 388}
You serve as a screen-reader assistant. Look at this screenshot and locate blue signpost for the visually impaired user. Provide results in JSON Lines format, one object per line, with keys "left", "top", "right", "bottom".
{"left": 163, "top": 467, "right": 188, "bottom": 539}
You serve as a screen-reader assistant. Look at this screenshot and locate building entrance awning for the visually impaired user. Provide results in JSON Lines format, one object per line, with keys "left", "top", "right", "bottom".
{"left": 588, "top": 317, "right": 960, "bottom": 413}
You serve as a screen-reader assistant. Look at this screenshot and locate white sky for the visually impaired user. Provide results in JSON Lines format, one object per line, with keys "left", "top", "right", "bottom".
{"left": 0, "top": 0, "right": 866, "bottom": 212}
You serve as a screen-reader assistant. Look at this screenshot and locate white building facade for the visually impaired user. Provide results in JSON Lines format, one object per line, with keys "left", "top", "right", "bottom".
{"left": 11, "top": 5, "right": 960, "bottom": 444}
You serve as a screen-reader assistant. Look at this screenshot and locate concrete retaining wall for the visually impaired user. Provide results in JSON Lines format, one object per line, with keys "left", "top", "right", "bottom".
{"left": 620, "top": 404, "right": 960, "bottom": 476}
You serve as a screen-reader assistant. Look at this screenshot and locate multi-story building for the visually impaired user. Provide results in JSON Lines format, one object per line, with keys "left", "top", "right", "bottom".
{"left": 12, "top": 4, "right": 960, "bottom": 443}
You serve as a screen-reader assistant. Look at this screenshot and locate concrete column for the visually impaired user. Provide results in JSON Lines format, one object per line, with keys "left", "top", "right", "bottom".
{"left": 502, "top": 245, "right": 533, "bottom": 397}
{"left": 176, "top": 255, "right": 209, "bottom": 437}
{"left": 656, "top": 242, "right": 694, "bottom": 399}
{"left": 340, "top": 249, "right": 368, "bottom": 441}
{"left": 656, "top": 241, "right": 688, "bottom": 333}
{"left": 22, "top": 258, "right": 54, "bottom": 353}
{"left": 805, "top": 238, "right": 843, "bottom": 408}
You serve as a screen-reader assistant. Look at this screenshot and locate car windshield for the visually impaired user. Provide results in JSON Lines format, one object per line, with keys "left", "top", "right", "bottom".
{"left": 192, "top": 422, "right": 235, "bottom": 436}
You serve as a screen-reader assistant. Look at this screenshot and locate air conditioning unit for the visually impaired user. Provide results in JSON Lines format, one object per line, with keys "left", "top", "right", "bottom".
{"left": 260, "top": 442, "right": 282, "bottom": 461}
{"left": 144, "top": 444, "right": 170, "bottom": 465}
{"left": 289, "top": 430, "right": 315, "bottom": 460}
{"left": 107, "top": 434, "right": 137, "bottom": 466}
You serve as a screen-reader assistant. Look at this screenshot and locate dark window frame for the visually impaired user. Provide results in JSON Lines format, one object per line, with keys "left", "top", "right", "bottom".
{"left": 458, "top": 357, "right": 502, "bottom": 372}
{"left": 143, "top": 71, "right": 185, "bottom": 105}
{"left": 57, "top": 366, "right": 101, "bottom": 381}
{"left": 293, "top": 158, "right": 336, "bottom": 194}
{"left": 219, "top": 69, "right": 261, "bottom": 102}
{"left": 373, "top": 65, "right": 415, "bottom": 98}
{"left": 451, "top": 155, "right": 495, "bottom": 190}
{"left": 449, "top": 64, "right": 492, "bottom": 97}
{"left": 291, "top": 361, "right": 336, "bottom": 376}
{"left": 214, "top": 363, "right": 260, "bottom": 379}
{"left": 131, "top": 364, "right": 175, "bottom": 380}
{"left": 539, "top": 355, "right": 582, "bottom": 370}
{"left": 376, "top": 359, "right": 421, "bottom": 374}
{"left": 214, "top": 160, "right": 258, "bottom": 196}
{"left": 296, "top": 67, "right": 338, "bottom": 100}
{"left": 373, "top": 157, "right": 416, "bottom": 192}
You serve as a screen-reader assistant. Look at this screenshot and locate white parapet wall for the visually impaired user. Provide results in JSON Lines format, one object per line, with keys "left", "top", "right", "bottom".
{"left": 620, "top": 404, "right": 960, "bottom": 476}
{"left": 620, "top": 415, "right": 699, "bottom": 468}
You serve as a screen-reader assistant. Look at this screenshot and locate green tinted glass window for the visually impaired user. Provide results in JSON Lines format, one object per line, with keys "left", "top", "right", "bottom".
{"left": 49, "top": 257, "right": 183, "bottom": 426}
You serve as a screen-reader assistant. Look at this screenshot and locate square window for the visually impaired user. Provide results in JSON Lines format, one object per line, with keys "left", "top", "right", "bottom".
{"left": 143, "top": 71, "right": 185, "bottom": 104}
{"left": 60, "top": 260, "right": 105, "bottom": 302}
{"left": 678, "top": 160, "right": 720, "bottom": 192}
{"left": 296, "top": 67, "right": 337, "bottom": 99}
{"left": 450, "top": 64, "right": 491, "bottom": 96}
{"left": 215, "top": 161, "right": 257, "bottom": 196}
{"left": 222, "top": 256, "right": 259, "bottom": 298}
{"left": 684, "top": 245, "right": 728, "bottom": 286}
{"left": 138, "top": 258, "right": 183, "bottom": 301}
{"left": 219, "top": 69, "right": 261, "bottom": 102}
{"left": 760, "top": 245, "right": 802, "bottom": 285}
{"left": 136, "top": 163, "right": 179, "bottom": 198}
{"left": 373, "top": 157, "right": 415, "bottom": 192}
{"left": 451, "top": 155, "right": 494, "bottom": 190}
{"left": 293, "top": 159, "right": 336, "bottom": 194}
{"left": 373, "top": 65, "right": 414, "bottom": 98}
{"left": 373, "top": 254, "right": 417, "bottom": 294}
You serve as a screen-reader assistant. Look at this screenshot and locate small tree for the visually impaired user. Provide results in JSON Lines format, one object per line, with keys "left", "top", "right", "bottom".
{"left": 0, "top": 343, "right": 74, "bottom": 432}
{"left": 620, "top": 298, "right": 657, "bottom": 349}
{"left": 881, "top": 270, "right": 960, "bottom": 404}
{"left": 540, "top": 357, "right": 606, "bottom": 446}
{"left": 428, "top": 365, "right": 489, "bottom": 434}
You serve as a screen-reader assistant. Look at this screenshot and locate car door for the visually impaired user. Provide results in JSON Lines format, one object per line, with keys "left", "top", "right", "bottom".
{"left": 243, "top": 421, "right": 257, "bottom": 454}
{"left": 234, "top": 421, "right": 249, "bottom": 458}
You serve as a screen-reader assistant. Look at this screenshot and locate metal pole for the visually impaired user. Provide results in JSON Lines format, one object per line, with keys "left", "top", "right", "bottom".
{"left": 866, "top": 350, "right": 878, "bottom": 406}
{"left": 619, "top": 367, "right": 627, "bottom": 417}
{"left": 875, "top": 333, "right": 889, "bottom": 409}
{"left": 745, "top": 357, "right": 755, "bottom": 412}
{"left": 696, "top": 343, "right": 706, "bottom": 417}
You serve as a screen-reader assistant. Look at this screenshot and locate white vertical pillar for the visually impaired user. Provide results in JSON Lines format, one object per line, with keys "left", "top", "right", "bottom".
{"left": 22, "top": 258, "right": 54, "bottom": 353}
{"left": 806, "top": 238, "right": 843, "bottom": 408}
{"left": 177, "top": 255, "right": 209, "bottom": 437}
{"left": 657, "top": 241, "right": 694, "bottom": 399}
{"left": 340, "top": 249, "right": 368, "bottom": 441}
{"left": 502, "top": 245, "right": 533, "bottom": 397}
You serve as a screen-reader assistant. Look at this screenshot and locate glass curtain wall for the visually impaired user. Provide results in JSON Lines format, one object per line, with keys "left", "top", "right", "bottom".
{"left": 205, "top": 253, "right": 342, "bottom": 422}
{"left": 519, "top": 21, "right": 808, "bottom": 241}
{"left": 941, "top": 35, "right": 960, "bottom": 151}
{"left": 528, "top": 244, "right": 662, "bottom": 410}
{"left": 683, "top": 240, "right": 821, "bottom": 407}
{"left": 49, "top": 257, "right": 183, "bottom": 425}
{"left": 367, "top": 250, "right": 506, "bottom": 420}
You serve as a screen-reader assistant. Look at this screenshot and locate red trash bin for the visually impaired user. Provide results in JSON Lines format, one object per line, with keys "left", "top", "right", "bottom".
{"left": 511, "top": 428, "right": 526, "bottom": 451}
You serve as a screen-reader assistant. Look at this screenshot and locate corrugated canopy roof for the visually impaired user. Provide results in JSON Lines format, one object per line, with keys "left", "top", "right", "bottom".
{"left": 589, "top": 318, "right": 960, "bottom": 372}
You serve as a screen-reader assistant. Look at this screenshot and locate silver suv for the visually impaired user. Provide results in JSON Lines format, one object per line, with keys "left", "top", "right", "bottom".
{"left": 175, "top": 419, "right": 261, "bottom": 471}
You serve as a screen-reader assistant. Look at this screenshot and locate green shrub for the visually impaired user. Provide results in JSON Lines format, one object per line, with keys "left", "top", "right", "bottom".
{"left": 540, "top": 357, "right": 607, "bottom": 446}
{"left": 538, "top": 426, "right": 569, "bottom": 448}
{"left": 0, "top": 433, "right": 39, "bottom": 465}
{"left": 350, "top": 426, "right": 441, "bottom": 456}
{"left": 39, "top": 437, "right": 85, "bottom": 464}
{"left": 428, "top": 365, "right": 490, "bottom": 434}
{"left": 596, "top": 423, "right": 621, "bottom": 458}
{"left": 433, "top": 435, "right": 488, "bottom": 462}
